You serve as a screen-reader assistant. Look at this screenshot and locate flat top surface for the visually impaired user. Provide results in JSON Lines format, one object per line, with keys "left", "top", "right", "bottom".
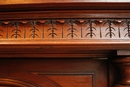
{"left": 0, "top": 0, "right": 130, "bottom": 5}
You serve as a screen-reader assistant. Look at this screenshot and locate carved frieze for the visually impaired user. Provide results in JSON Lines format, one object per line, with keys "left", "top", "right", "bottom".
{"left": 0, "top": 19, "right": 129, "bottom": 39}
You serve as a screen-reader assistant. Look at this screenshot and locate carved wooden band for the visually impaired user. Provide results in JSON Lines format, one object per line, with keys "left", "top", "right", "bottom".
{"left": 0, "top": 19, "right": 129, "bottom": 39}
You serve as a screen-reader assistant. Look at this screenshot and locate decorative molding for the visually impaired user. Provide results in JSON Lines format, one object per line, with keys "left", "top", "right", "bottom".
{"left": 1, "top": 3, "right": 130, "bottom": 13}
{"left": 31, "top": 71, "right": 94, "bottom": 87}
{"left": 0, "top": 19, "right": 130, "bottom": 39}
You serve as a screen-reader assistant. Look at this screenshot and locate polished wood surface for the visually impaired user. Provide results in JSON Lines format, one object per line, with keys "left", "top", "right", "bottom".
{"left": 0, "top": 59, "right": 108, "bottom": 87}
{"left": 1, "top": 10, "right": 130, "bottom": 20}
{"left": 0, "top": 19, "right": 130, "bottom": 39}
{"left": 0, "top": 3, "right": 130, "bottom": 12}
{"left": 0, "top": 0, "right": 130, "bottom": 5}
{"left": 114, "top": 57, "right": 130, "bottom": 87}
{"left": 0, "top": 8, "right": 129, "bottom": 58}
{"left": 0, "top": 1, "right": 129, "bottom": 87}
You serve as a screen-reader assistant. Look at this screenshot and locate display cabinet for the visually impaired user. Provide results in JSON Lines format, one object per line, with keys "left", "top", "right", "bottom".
{"left": 0, "top": 0, "right": 130, "bottom": 87}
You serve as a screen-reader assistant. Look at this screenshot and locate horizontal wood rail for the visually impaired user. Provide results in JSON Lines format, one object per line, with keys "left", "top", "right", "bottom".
{"left": 0, "top": 2, "right": 130, "bottom": 12}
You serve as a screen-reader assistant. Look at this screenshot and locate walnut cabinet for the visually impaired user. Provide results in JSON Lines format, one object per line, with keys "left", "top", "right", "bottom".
{"left": 0, "top": 1, "right": 130, "bottom": 87}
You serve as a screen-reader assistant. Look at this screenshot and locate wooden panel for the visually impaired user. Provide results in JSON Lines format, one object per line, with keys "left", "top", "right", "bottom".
{"left": 36, "top": 75, "right": 93, "bottom": 87}
{"left": 0, "top": 78, "right": 40, "bottom": 87}
{"left": 0, "top": 59, "right": 108, "bottom": 87}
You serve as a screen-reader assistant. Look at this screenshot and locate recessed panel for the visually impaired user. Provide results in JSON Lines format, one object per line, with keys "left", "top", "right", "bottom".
{"left": 40, "top": 75, "right": 93, "bottom": 87}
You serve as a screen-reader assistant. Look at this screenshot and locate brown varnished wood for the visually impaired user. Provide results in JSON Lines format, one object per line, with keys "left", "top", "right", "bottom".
{"left": 0, "top": 1, "right": 129, "bottom": 87}
{"left": 40, "top": 75, "right": 92, "bottom": 87}
{"left": 0, "top": 58, "right": 108, "bottom": 87}
{"left": 0, "top": 0, "right": 130, "bottom": 5}
{"left": 0, "top": 19, "right": 130, "bottom": 39}
{"left": 0, "top": 18, "right": 129, "bottom": 58}
{"left": 0, "top": 78, "right": 40, "bottom": 87}
{"left": 0, "top": 39, "right": 123, "bottom": 58}
{"left": 0, "top": 3, "right": 130, "bottom": 12}
{"left": 114, "top": 57, "right": 130, "bottom": 87}
{"left": 0, "top": 10, "right": 130, "bottom": 20}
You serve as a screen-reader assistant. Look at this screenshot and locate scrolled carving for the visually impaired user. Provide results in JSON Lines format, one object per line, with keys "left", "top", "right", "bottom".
{"left": 28, "top": 21, "right": 40, "bottom": 38}
{"left": 67, "top": 19, "right": 78, "bottom": 38}
{"left": 84, "top": 19, "right": 96, "bottom": 38}
{"left": 124, "top": 20, "right": 130, "bottom": 38}
{"left": 104, "top": 20, "right": 116, "bottom": 38}
{"left": 0, "top": 77, "right": 41, "bottom": 87}
{"left": 46, "top": 20, "right": 58, "bottom": 38}
{"left": 10, "top": 21, "right": 22, "bottom": 38}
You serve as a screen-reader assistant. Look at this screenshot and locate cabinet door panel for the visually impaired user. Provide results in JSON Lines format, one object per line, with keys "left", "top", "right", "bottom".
{"left": 0, "top": 59, "right": 108, "bottom": 87}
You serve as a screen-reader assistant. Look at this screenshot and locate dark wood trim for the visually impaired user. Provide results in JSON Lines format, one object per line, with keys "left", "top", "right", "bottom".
{"left": 1, "top": 10, "right": 130, "bottom": 20}
{"left": 0, "top": 39, "right": 124, "bottom": 58}
{"left": 0, "top": 39, "right": 130, "bottom": 50}
{"left": 0, "top": 3, "right": 130, "bottom": 12}
{"left": 114, "top": 57, "right": 130, "bottom": 87}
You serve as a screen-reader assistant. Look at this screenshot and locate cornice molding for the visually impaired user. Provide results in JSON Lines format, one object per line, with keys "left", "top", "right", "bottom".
{"left": 0, "top": 2, "right": 129, "bottom": 58}
{"left": 0, "top": 2, "right": 130, "bottom": 12}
